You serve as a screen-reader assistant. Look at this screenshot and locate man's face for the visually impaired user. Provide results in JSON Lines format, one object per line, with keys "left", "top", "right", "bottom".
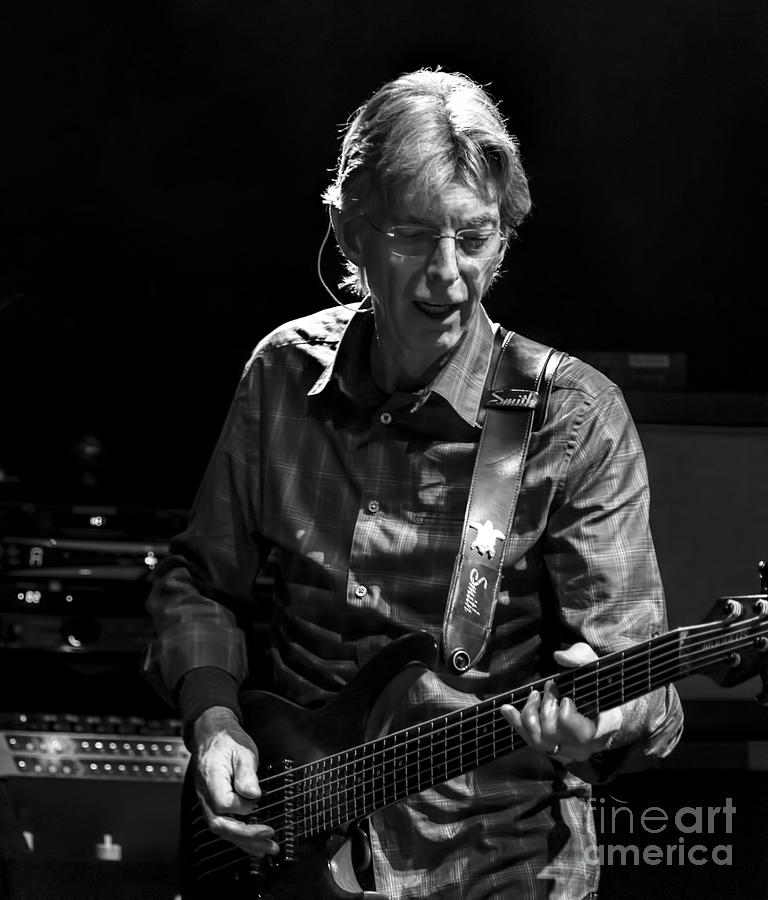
{"left": 359, "top": 182, "right": 503, "bottom": 386}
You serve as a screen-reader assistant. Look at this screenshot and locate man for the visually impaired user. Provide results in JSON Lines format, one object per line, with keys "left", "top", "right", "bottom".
{"left": 144, "top": 68, "right": 683, "bottom": 898}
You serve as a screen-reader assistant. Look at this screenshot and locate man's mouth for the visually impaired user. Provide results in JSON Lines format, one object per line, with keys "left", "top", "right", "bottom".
{"left": 413, "top": 301, "right": 459, "bottom": 320}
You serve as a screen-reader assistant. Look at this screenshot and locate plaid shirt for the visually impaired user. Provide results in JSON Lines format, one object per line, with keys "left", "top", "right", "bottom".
{"left": 145, "top": 301, "right": 682, "bottom": 899}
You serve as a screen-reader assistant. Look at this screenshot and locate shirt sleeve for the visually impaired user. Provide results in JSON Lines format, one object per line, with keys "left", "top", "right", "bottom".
{"left": 142, "top": 357, "right": 264, "bottom": 707}
{"left": 543, "top": 381, "right": 684, "bottom": 781}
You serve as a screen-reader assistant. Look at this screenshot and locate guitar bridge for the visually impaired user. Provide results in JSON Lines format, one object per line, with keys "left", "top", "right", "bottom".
{"left": 279, "top": 757, "right": 297, "bottom": 863}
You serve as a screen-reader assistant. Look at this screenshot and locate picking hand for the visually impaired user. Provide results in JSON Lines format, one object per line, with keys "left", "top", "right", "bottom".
{"left": 500, "top": 643, "right": 622, "bottom": 763}
{"left": 192, "top": 706, "right": 280, "bottom": 858}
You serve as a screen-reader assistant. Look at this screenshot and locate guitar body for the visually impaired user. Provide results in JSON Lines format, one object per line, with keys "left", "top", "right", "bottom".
{"left": 179, "top": 631, "right": 438, "bottom": 899}
{"left": 179, "top": 588, "right": 768, "bottom": 899}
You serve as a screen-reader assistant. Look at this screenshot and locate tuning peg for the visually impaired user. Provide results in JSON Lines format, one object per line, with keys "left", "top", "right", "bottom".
{"left": 760, "top": 560, "right": 767, "bottom": 593}
{"left": 722, "top": 598, "right": 743, "bottom": 621}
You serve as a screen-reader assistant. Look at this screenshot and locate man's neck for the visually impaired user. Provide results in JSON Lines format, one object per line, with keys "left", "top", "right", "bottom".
{"left": 369, "top": 338, "right": 449, "bottom": 394}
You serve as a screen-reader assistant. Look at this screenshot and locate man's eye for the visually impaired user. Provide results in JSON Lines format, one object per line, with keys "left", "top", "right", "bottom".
{"left": 459, "top": 232, "right": 494, "bottom": 251}
{"left": 393, "top": 228, "right": 432, "bottom": 240}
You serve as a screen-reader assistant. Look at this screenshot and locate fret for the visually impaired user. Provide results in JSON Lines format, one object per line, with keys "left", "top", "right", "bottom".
{"left": 491, "top": 698, "right": 498, "bottom": 758}
{"left": 414, "top": 724, "right": 425, "bottom": 795}
{"left": 459, "top": 707, "right": 467, "bottom": 774}
{"left": 314, "top": 759, "right": 324, "bottom": 834}
{"left": 396, "top": 733, "right": 406, "bottom": 805}
{"left": 336, "top": 750, "right": 347, "bottom": 823}
{"left": 320, "top": 755, "right": 331, "bottom": 832}
{"left": 620, "top": 650, "right": 625, "bottom": 704}
{"left": 406, "top": 729, "right": 419, "bottom": 798}
{"left": 647, "top": 640, "right": 652, "bottom": 694}
{"left": 428, "top": 718, "right": 436, "bottom": 791}
{"left": 306, "top": 760, "right": 317, "bottom": 835}
{"left": 594, "top": 658, "right": 600, "bottom": 713}
{"left": 371, "top": 736, "right": 385, "bottom": 814}
{"left": 382, "top": 732, "right": 395, "bottom": 808}
{"left": 442, "top": 715, "right": 450, "bottom": 784}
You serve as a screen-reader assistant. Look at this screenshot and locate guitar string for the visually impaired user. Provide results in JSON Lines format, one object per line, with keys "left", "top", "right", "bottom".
{"left": 249, "top": 621, "right": 766, "bottom": 836}
{"left": 237, "top": 624, "right": 758, "bottom": 836}
{"left": 189, "top": 626, "right": 750, "bottom": 877}
{"left": 280, "top": 634, "right": 762, "bottom": 837}
{"left": 192, "top": 618, "right": 766, "bottom": 875}
{"left": 191, "top": 628, "right": 764, "bottom": 877}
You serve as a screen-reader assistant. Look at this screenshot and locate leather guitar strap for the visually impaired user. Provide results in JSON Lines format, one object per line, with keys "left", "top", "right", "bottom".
{"left": 442, "top": 328, "right": 566, "bottom": 674}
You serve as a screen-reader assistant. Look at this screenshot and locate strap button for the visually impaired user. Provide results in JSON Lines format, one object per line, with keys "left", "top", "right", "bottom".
{"left": 450, "top": 649, "right": 471, "bottom": 672}
{"left": 380, "top": 412, "right": 392, "bottom": 425}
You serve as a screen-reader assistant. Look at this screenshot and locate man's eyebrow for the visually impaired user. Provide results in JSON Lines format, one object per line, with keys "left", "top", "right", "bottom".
{"left": 461, "top": 214, "right": 499, "bottom": 228}
{"left": 393, "top": 213, "right": 500, "bottom": 228}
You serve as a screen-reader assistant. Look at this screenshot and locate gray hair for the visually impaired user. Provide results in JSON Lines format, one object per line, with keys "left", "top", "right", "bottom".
{"left": 323, "top": 68, "right": 532, "bottom": 294}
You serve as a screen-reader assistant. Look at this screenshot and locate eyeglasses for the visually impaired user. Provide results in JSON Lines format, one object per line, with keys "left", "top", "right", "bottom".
{"left": 363, "top": 215, "right": 505, "bottom": 260}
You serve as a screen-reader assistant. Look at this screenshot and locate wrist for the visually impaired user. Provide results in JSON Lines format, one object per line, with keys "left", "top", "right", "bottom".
{"left": 178, "top": 666, "right": 242, "bottom": 750}
{"left": 191, "top": 705, "right": 240, "bottom": 748}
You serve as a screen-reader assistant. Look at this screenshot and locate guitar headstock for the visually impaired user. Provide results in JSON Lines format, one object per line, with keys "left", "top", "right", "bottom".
{"left": 698, "top": 559, "right": 768, "bottom": 697}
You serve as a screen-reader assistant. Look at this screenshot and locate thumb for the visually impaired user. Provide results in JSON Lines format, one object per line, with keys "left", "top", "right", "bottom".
{"left": 553, "top": 642, "right": 598, "bottom": 668}
{"left": 232, "top": 746, "right": 261, "bottom": 800}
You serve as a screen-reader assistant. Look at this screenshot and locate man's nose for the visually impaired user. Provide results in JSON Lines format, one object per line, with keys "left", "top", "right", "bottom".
{"left": 426, "top": 236, "right": 460, "bottom": 284}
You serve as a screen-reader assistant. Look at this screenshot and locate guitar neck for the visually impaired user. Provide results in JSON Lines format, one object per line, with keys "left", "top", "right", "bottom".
{"left": 265, "top": 613, "right": 766, "bottom": 839}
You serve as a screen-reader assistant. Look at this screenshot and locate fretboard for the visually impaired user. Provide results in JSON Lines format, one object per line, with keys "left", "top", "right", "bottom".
{"left": 267, "top": 613, "right": 766, "bottom": 839}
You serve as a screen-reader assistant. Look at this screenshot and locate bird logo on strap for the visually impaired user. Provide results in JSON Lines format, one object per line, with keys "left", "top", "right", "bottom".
{"left": 468, "top": 520, "right": 506, "bottom": 559}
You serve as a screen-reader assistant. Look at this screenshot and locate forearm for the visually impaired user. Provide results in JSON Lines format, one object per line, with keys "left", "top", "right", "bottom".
{"left": 143, "top": 558, "right": 250, "bottom": 705}
{"left": 570, "top": 684, "right": 684, "bottom": 783}
{"left": 179, "top": 666, "right": 243, "bottom": 750}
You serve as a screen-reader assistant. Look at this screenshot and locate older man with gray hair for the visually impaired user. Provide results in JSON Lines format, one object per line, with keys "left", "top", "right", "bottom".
{"left": 145, "top": 68, "right": 683, "bottom": 899}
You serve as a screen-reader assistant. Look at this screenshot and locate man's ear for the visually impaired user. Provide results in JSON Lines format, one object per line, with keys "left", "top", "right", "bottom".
{"left": 329, "top": 206, "right": 364, "bottom": 267}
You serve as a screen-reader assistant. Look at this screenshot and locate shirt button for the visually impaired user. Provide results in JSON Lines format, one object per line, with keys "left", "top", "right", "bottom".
{"left": 367, "top": 500, "right": 380, "bottom": 514}
{"left": 380, "top": 412, "right": 392, "bottom": 425}
{"left": 354, "top": 585, "right": 368, "bottom": 598}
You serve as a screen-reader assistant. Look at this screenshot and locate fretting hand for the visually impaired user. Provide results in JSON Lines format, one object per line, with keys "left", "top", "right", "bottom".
{"left": 500, "top": 643, "right": 622, "bottom": 763}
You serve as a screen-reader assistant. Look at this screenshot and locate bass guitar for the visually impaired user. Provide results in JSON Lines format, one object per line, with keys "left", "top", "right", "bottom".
{"left": 180, "top": 586, "right": 768, "bottom": 899}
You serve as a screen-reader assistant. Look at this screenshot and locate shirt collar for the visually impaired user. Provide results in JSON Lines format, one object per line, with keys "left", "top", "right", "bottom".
{"left": 427, "top": 305, "right": 496, "bottom": 427}
{"left": 306, "top": 299, "right": 372, "bottom": 398}
{"left": 308, "top": 299, "right": 497, "bottom": 428}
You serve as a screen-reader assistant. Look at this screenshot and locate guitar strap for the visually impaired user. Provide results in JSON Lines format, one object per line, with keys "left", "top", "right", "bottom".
{"left": 442, "top": 328, "right": 566, "bottom": 674}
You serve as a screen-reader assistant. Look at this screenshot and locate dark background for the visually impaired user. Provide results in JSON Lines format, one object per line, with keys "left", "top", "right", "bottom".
{"left": 0, "top": 0, "right": 765, "bottom": 510}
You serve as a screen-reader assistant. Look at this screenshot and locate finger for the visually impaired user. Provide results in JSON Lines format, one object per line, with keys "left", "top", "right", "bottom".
{"left": 550, "top": 697, "right": 600, "bottom": 760}
{"left": 538, "top": 680, "right": 560, "bottom": 747}
{"left": 199, "top": 795, "right": 279, "bottom": 857}
{"left": 500, "top": 703, "right": 523, "bottom": 732}
{"left": 233, "top": 750, "right": 262, "bottom": 801}
{"left": 519, "top": 689, "right": 543, "bottom": 745}
{"left": 500, "top": 689, "right": 540, "bottom": 746}
{"left": 199, "top": 755, "right": 259, "bottom": 817}
{"left": 553, "top": 643, "right": 598, "bottom": 668}
{"left": 593, "top": 707, "right": 623, "bottom": 748}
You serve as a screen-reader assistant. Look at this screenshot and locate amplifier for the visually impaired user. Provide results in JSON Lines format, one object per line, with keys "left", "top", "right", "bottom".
{"left": 0, "top": 713, "right": 188, "bottom": 891}
{"left": 0, "top": 712, "right": 189, "bottom": 782}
